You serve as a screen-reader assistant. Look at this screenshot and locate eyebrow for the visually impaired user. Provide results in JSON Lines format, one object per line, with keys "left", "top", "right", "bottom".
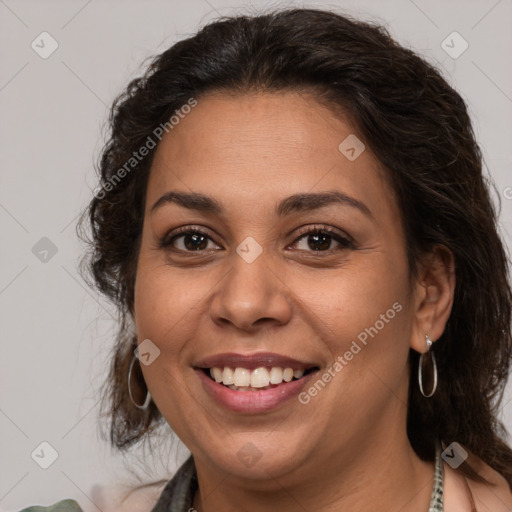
{"left": 150, "top": 190, "right": 373, "bottom": 219}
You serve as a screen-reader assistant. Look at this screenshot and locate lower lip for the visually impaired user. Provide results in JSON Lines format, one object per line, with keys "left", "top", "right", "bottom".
{"left": 195, "top": 369, "right": 316, "bottom": 414}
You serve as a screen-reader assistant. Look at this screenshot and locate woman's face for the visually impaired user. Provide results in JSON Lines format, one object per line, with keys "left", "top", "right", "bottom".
{"left": 134, "top": 91, "right": 426, "bottom": 482}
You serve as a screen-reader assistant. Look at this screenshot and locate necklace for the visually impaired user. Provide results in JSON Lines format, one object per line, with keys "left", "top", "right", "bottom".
{"left": 428, "top": 441, "right": 444, "bottom": 511}
{"left": 429, "top": 440, "right": 478, "bottom": 512}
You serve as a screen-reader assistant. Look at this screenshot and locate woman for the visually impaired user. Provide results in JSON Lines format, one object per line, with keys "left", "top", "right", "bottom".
{"left": 24, "top": 7, "right": 512, "bottom": 512}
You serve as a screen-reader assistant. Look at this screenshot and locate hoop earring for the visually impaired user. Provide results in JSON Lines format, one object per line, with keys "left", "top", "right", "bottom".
{"left": 418, "top": 334, "right": 438, "bottom": 398}
{"left": 128, "top": 355, "right": 152, "bottom": 410}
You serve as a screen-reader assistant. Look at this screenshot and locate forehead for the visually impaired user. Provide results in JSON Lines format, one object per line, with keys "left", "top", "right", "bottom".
{"left": 146, "top": 91, "right": 395, "bottom": 219}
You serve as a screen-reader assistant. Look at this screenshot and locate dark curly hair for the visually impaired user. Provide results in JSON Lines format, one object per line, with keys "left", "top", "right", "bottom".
{"left": 78, "top": 8, "right": 512, "bottom": 489}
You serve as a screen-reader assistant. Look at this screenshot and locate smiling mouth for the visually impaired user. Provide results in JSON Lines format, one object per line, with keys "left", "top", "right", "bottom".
{"left": 203, "top": 366, "right": 318, "bottom": 391}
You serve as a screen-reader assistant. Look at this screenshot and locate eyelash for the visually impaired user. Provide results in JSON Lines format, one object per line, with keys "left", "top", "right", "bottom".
{"left": 159, "top": 224, "right": 354, "bottom": 254}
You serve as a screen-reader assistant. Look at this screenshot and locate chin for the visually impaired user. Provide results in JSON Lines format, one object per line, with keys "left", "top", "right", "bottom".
{"left": 192, "top": 431, "right": 312, "bottom": 483}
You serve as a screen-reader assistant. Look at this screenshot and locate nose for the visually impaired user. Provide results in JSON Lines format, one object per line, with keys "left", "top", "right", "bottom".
{"left": 209, "top": 253, "right": 292, "bottom": 333}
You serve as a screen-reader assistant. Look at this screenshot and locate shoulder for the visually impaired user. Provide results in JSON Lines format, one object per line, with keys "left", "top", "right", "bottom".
{"left": 19, "top": 500, "right": 83, "bottom": 512}
{"left": 90, "top": 482, "right": 168, "bottom": 512}
{"left": 95, "top": 456, "right": 195, "bottom": 512}
{"left": 465, "top": 455, "right": 512, "bottom": 512}
{"left": 17, "top": 485, "right": 168, "bottom": 512}
{"left": 444, "top": 453, "right": 512, "bottom": 512}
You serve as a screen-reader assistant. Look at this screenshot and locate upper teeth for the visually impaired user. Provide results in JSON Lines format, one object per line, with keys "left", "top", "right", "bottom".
{"left": 209, "top": 367, "right": 305, "bottom": 388}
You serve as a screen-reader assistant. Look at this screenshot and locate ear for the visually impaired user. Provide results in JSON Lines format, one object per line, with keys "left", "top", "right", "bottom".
{"left": 410, "top": 245, "right": 456, "bottom": 353}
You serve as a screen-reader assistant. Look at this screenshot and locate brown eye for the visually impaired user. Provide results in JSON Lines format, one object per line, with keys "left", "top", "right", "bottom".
{"left": 160, "top": 228, "right": 221, "bottom": 252}
{"left": 302, "top": 232, "right": 334, "bottom": 251}
{"left": 178, "top": 232, "right": 209, "bottom": 251}
{"left": 291, "top": 226, "right": 354, "bottom": 252}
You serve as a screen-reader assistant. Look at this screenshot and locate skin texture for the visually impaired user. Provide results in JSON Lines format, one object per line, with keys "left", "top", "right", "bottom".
{"left": 444, "top": 456, "right": 512, "bottom": 512}
{"left": 133, "top": 91, "right": 459, "bottom": 511}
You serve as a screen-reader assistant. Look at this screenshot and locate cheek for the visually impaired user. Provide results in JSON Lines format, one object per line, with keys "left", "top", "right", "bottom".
{"left": 297, "top": 256, "right": 412, "bottom": 387}
{"left": 301, "top": 257, "right": 409, "bottom": 336}
{"left": 133, "top": 262, "right": 208, "bottom": 431}
{"left": 134, "top": 264, "right": 205, "bottom": 350}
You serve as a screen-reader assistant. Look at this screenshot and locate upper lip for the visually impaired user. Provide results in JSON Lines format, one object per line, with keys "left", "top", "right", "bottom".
{"left": 194, "top": 352, "right": 318, "bottom": 370}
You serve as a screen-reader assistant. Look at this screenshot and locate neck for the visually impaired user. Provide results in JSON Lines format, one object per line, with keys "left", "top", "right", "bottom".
{"left": 192, "top": 436, "right": 435, "bottom": 512}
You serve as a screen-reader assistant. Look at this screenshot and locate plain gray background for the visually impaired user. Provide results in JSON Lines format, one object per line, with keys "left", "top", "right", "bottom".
{"left": 1, "top": 0, "right": 511, "bottom": 510}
